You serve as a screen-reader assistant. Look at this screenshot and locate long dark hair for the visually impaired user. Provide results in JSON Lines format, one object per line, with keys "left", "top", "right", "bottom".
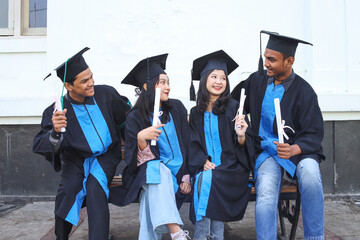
{"left": 129, "top": 75, "right": 172, "bottom": 126}
{"left": 196, "top": 69, "right": 230, "bottom": 115}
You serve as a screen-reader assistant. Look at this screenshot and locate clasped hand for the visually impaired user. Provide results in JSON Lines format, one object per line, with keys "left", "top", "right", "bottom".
{"left": 52, "top": 109, "right": 67, "bottom": 133}
{"left": 234, "top": 114, "right": 247, "bottom": 137}
{"left": 137, "top": 124, "right": 165, "bottom": 150}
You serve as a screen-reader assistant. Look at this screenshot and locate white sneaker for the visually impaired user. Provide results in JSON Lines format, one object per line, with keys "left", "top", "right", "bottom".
{"left": 172, "top": 230, "right": 191, "bottom": 240}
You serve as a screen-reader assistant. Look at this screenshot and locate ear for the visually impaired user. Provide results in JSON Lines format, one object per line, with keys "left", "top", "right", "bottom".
{"left": 287, "top": 56, "right": 294, "bottom": 65}
{"left": 143, "top": 83, "right": 147, "bottom": 91}
{"left": 64, "top": 82, "right": 72, "bottom": 91}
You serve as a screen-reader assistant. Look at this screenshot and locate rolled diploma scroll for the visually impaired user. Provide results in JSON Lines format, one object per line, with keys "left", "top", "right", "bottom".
{"left": 274, "top": 98, "right": 283, "bottom": 143}
{"left": 54, "top": 96, "right": 66, "bottom": 132}
{"left": 151, "top": 87, "right": 161, "bottom": 146}
{"left": 236, "top": 88, "right": 246, "bottom": 130}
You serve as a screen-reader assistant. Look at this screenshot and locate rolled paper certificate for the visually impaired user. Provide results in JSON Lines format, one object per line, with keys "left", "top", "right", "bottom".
{"left": 151, "top": 87, "right": 161, "bottom": 146}
{"left": 274, "top": 98, "right": 283, "bottom": 143}
{"left": 236, "top": 88, "right": 246, "bottom": 130}
{"left": 54, "top": 95, "right": 66, "bottom": 133}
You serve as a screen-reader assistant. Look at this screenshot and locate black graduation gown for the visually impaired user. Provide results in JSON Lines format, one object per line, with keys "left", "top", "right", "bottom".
{"left": 188, "top": 98, "right": 253, "bottom": 223}
{"left": 33, "top": 85, "right": 130, "bottom": 220}
{"left": 231, "top": 71, "right": 325, "bottom": 166}
{"left": 109, "top": 99, "right": 190, "bottom": 208}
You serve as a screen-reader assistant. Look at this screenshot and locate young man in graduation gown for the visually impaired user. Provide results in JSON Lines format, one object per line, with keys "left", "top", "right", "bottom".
{"left": 231, "top": 31, "right": 325, "bottom": 240}
{"left": 33, "top": 47, "right": 131, "bottom": 240}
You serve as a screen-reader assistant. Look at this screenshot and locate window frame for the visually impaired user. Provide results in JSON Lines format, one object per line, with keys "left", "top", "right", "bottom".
{"left": 0, "top": 0, "right": 14, "bottom": 36}
{"left": 21, "top": 0, "right": 46, "bottom": 36}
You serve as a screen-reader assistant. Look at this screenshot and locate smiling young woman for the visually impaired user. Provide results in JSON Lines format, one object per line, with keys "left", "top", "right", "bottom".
{"left": 188, "top": 50, "right": 254, "bottom": 240}
{"left": 109, "top": 54, "right": 191, "bottom": 240}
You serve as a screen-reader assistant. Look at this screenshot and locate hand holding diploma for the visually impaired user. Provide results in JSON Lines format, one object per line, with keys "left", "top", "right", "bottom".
{"left": 137, "top": 123, "right": 166, "bottom": 150}
{"left": 53, "top": 95, "right": 66, "bottom": 133}
{"left": 273, "top": 98, "right": 300, "bottom": 158}
{"left": 235, "top": 115, "right": 248, "bottom": 146}
{"left": 235, "top": 88, "right": 246, "bottom": 130}
{"left": 52, "top": 109, "right": 67, "bottom": 133}
{"left": 151, "top": 87, "right": 161, "bottom": 146}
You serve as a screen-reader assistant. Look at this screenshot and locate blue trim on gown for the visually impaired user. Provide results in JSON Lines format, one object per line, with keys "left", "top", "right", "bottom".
{"left": 194, "top": 111, "right": 222, "bottom": 221}
{"left": 65, "top": 98, "right": 112, "bottom": 225}
{"left": 255, "top": 83, "right": 296, "bottom": 179}
{"left": 146, "top": 113, "right": 184, "bottom": 194}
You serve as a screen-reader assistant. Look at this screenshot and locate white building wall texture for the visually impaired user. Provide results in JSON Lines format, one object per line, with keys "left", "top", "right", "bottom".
{"left": 0, "top": 0, "right": 359, "bottom": 124}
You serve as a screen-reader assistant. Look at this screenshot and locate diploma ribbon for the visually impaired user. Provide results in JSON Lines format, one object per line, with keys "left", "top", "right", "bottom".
{"left": 280, "top": 120, "right": 295, "bottom": 140}
{"left": 155, "top": 111, "right": 163, "bottom": 125}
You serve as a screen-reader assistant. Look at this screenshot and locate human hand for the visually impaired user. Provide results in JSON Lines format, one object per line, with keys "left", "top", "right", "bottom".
{"left": 137, "top": 124, "right": 165, "bottom": 149}
{"left": 274, "top": 142, "right": 301, "bottom": 159}
{"left": 274, "top": 141, "right": 291, "bottom": 159}
{"left": 203, "top": 159, "right": 216, "bottom": 171}
{"left": 180, "top": 182, "right": 192, "bottom": 194}
{"left": 235, "top": 114, "right": 248, "bottom": 137}
{"left": 52, "top": 109, "right": 67, "bottom": 133}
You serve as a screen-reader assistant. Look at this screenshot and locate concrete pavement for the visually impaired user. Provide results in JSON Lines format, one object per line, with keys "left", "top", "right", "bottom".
{"left": 0, "top": 198, "right": 360, "bottom": 239}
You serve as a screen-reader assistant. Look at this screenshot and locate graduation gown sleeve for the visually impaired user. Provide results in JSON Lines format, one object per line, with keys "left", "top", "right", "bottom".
{"left": 278, "top": 78, "right": 325, "bottom": 163}
{"left": 32, "top": 103, "right": 62, "bottom": 172}
{"left": 188, "top": 107, "right": 210, "bottom": 175}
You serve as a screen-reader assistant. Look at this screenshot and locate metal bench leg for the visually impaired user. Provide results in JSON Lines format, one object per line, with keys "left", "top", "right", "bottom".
{"left": 278, "top": 200, "right": 286, "bottom": 238}
{"left": 289, "top": 191, "right": 301, "bottom": 240}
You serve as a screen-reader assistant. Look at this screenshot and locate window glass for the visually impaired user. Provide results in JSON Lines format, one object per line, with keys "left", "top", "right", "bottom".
{"left": 29, "top": 0, "right": 47, "bottom": 28}
{"left": 0, "top": 0, "right": 9, "bottom": 28}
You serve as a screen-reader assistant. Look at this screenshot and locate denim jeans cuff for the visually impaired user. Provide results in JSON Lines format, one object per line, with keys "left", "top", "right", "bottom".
{"left": 304, "top": 235, "right": 324, "bottom": 240}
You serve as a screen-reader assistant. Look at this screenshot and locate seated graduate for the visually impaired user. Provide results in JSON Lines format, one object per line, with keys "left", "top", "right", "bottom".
{"left": 109, "top": 54, "right": 191, "bottom": 240}
{"left": 188, "top": 50, "right": 254, "bottom": 240}
{"left": 231, "top": 30, "right": 325, "bottom": 240}
{"left": 33, "top": 47, "right": 131, "bottom": 240}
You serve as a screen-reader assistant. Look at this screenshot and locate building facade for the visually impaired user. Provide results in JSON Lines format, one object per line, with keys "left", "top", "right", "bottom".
{"left": 0, "top": 0, "right": 359, "bottom": 196}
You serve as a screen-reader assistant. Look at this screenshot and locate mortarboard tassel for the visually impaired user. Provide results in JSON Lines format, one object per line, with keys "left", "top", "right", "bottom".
{"left": 258, "top": 31, "right": 265, "bottom": 75}
{"left": 258, "top": 55, "right": 264, "bottom": 76}
{"left": 190, "top": 80, "right": 195, "bottom": 101}
{"left": 190, "top": 68, "right": 196, "bottom": 101}
{"left": 146, "top": 57, "right": 150, "bottom": 83}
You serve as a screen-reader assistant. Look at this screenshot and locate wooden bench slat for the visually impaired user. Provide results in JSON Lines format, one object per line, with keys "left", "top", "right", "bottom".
{"left": 110, "top": 175, "right": 297, "bottom": 194}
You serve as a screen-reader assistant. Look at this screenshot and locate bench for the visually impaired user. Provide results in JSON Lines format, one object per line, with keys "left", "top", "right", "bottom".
{"left": 110, "top": 173, "right": 300, "bottom": 240}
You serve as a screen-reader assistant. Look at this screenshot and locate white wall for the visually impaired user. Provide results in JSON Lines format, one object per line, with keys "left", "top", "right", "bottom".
{"left": 1, "top": 0, "right": 359, "bottom": 124}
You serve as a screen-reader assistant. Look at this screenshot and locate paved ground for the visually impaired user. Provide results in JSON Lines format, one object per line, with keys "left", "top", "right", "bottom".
{"left": 0, "top": 198, "right": 360, "bottom": 239}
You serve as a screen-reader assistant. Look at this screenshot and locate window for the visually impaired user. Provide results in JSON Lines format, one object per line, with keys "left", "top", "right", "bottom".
{"left": 22, "top": 0, "right": 47, "bottom": 36}
{"left": 0, "top": 0, "right": 47, "bottom": 36}
{"left": 0, "top": 0, "right": 14, "bottom": 36}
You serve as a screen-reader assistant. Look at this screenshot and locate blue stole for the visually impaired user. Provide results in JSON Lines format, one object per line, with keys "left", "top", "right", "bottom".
{"left": 254, "top": 82, "right": 296, "bottom": 180}
{"left": 194, "top": 111, "right": 222, "bottom": 221}
{"left": 146, "top": 113, "right": 184, "bottom": 194}
{"left": 65, "top": 97, "right": 112, "bottom": 225}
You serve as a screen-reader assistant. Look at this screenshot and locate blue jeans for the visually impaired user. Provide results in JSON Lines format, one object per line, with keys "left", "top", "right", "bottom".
{"left": 255, "top": 157, "right": 324, "bottom": 240}
{"left": 193, "top": 217, "right": 224, "bottom": 240}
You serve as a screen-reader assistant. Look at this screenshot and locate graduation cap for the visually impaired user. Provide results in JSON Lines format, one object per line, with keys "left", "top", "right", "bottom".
{"left": 121, "top": 54, "right": 168, "bottom": 89}
{"left": 44, "top": 47, "right": 90, "bottom": 83}
{"left": 258, "top": 30, "right": 313, "bottom": 75}
{"left": 189, "top": 50, "right": 238, "bottom": 101}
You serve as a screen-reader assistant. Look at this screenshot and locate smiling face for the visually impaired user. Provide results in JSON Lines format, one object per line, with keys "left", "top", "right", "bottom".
{"left": 65, "top": 67, "right": 95, "bottom": 103}
{"left": 155, "top": 73, "right": 170, "bottom": 102}
{"left": 206, "top": 69, "right": 227, "bottom": 100}
{"left": 264, "top": 48, "right": 294, "bottom": 83}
